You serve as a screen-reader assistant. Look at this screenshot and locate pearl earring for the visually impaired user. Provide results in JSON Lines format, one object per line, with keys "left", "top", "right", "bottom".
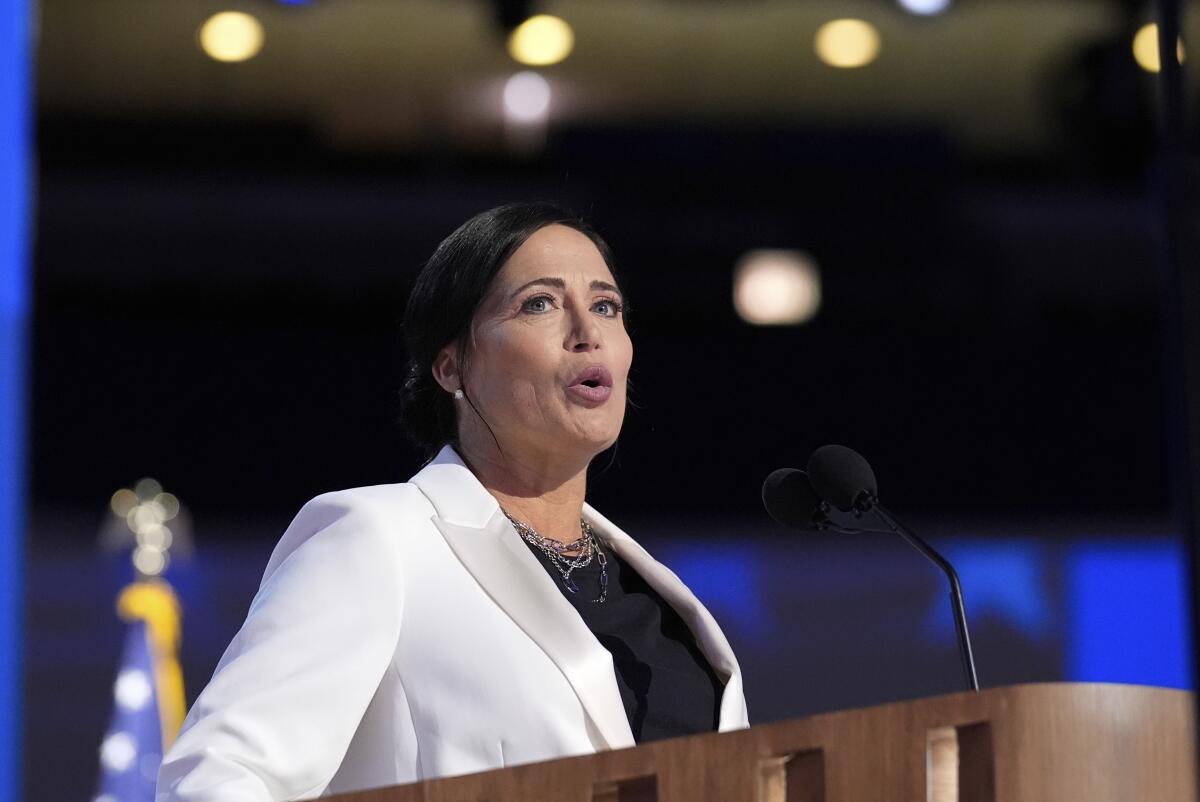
{"left": 454, "top": 389, "right": 464, "bottom": 400}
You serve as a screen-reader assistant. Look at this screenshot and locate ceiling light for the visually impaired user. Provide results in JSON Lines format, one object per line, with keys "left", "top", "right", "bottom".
{"left": 198, "top": 11, "right": 265, "bottom": 63}
{"left": 897, "top": 0, "right": 952, "bottom": 16}
{"left": 733, "top": 250, "right": 822, "bottom": 326}
{"left": 507, "top": 14, "right": 574, "bottom": 67}
{"left": 814, "top": 19, "right": 881, "bottom": 69}
{"left": 1132, "top": 23, "right": 1186, "bottom": 74}
{"left": 503, "top": 71, "right": 552, "bottom": 124}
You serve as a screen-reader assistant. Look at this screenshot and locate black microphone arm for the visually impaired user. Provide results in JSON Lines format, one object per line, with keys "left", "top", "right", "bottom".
{"left": 868, "top": 500, "right": 980, "bottom": 692}
{"left": 818, "top": 507, "right": 980, "bottom": 691}
{"left": 764, "top": 452, "right": 981, "bottom": 692}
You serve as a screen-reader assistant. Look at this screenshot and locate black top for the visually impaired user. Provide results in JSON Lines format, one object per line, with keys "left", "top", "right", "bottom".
{"left": 521, "top": 537, "right": 724, "bottom": 743}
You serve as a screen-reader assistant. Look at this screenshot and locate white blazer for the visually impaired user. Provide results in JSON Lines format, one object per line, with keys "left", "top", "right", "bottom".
{"left": 157, "top": 445, "right": 749, "bottom": 801}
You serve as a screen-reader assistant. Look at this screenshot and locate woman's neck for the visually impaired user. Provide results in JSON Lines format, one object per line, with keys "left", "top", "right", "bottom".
{"left": 455, "top": 436, "right": 590, "bottom": 546}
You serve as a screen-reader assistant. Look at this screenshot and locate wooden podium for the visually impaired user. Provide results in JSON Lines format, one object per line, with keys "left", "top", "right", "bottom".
{"left": 327, "top": 683, "right": 1195, "bottom": 802}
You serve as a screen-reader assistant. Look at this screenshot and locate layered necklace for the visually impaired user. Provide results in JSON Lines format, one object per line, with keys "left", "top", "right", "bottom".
{"left": 502, "top": 508, "right": 608, "bottom": 603}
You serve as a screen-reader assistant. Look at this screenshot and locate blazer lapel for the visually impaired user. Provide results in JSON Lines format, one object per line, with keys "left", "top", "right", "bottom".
{"left": 584, "top": 504, "right": 751, "bottom": 732}
{"left": 410, "top": 447, "right": 636, "bottom": 750}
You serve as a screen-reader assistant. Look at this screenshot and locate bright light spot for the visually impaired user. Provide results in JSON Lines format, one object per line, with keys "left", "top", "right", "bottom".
{"left": 733, "top": 250, "right": 822, "bottom": 326}
{"left": 93, "top": 795, "right": 118, "bottom": 802}
{"left": 814, "top": 18, "right": 881, "bottom": 69}
{"left": 114, "top": 669, "right": 153, "bottom": 712}
{"left": 155, "top": 492, "right": 180, "bottom": 520}
{"left": 133, "top": 544, "right": 169, "bottom": 576}
{"left": 507, "top": 14, "right": 574, "bottom": 67}
{"left": 110, "top": 488, "right": 138, "bottom": 518}
{"left": 1132, "top": 23, "right": 1186, "bottom": 73}
{"left": 198, "top": 11, "right": 265, "bottom": 63}
{"left": 137, "top": 523, "right": 173, "bottom": 550}
{"left": 100, "top": 732, "right": 137, "bottom": 772}
{"left": 896, "top": 0, "right": 952, "bottom": 16}
{"left": 503, "top": 71, "right": 552, "bottom": 124}
{"left": 127, "top": 502, "right": 165, "bottom": 535}
{"left": 134, "top": 477, "right": 162, "bottom": 499}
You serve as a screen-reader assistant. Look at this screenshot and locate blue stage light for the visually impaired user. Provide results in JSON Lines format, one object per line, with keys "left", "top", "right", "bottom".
{"left": 0, "top": 0, "right": 29, "bottom": 799}
{"left": 655, "top": 542, "right": 774, "bottom": 643}
{"left": 920, "top": 539, "right": 1054, "bottom": 644}
{"left": 1067, "top": 540, "right": 1192, "bottom": 688}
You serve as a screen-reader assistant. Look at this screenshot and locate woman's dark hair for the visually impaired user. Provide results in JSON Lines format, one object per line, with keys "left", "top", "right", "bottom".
{"left": 399, "top": 201, "right": 626, "bottom": 459}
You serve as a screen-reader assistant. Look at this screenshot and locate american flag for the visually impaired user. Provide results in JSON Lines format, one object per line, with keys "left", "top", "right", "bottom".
{"left": 93, "top": 581, "right": 184, "bottom": 802}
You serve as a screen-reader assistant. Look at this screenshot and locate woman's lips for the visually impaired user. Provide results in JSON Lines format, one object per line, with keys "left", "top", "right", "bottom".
{"left": 566, "top": 383, "right": 612, "bottom": 405}
{"left": 567, "top": 365, "right": 613, "bottom": 405}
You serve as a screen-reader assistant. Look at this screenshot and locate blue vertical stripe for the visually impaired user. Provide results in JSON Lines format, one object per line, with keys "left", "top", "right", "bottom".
{"left": 0, "top": 0, "right": 29, "bottom": 799}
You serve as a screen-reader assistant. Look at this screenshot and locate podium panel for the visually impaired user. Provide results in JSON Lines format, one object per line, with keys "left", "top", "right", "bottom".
{"left": 325, "top": 683, "right": 1196, "bottom": 802}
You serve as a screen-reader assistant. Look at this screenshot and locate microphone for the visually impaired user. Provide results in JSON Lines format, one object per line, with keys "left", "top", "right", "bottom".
{"left": 761, "top": 468, "right": 831, "bottom": 531}
{"left": 807, "top": 444, "right": 878, "bottom": 512}
{"left": 769, "top": 445, "right": 981, "bottom": 692}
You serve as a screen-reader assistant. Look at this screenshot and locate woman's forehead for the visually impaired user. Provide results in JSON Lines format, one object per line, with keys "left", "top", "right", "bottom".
{"left": 497, "top": 225, "right": 614, "bottom": 286}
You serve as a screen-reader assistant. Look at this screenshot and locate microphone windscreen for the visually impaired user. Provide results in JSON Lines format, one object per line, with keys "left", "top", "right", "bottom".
{"left": 807, "top": 444, "right": 878, "bottom": 512}
{"left": 761, "top": 468, "right": 825, "bottom": 530}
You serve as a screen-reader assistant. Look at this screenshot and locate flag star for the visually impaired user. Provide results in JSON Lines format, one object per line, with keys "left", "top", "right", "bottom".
{"left": 114, "top": 669, "right": 153, "bottom": 712}
{"left": 100, "top": 732, "right": 138, "bottom": 772}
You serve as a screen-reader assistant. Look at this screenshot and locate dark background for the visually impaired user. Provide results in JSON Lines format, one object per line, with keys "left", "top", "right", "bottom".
{"left": 23, "top": 1, "right": 1200, "bottom": 800}
{"left": 30, "top": 119, "right": 1172, "bottom": 520}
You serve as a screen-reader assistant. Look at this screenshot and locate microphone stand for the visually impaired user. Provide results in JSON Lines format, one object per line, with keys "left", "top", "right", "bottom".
{"left": 874, "top": 504, "right": 979, "bottom": 692}
{"left": 818, "top": 502, "right": 980, "bottom": 692}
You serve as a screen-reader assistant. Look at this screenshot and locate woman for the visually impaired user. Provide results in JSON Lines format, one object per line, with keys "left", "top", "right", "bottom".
{"left": 157, "top": 202, "right": 749, "bottom": 801}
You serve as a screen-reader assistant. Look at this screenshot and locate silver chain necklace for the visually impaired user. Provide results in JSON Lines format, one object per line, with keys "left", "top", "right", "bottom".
{"left": 502, "top": 508, "right": 608, "bottom": 603}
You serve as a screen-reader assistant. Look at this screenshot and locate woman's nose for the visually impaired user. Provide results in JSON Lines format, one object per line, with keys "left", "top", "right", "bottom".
{"left": 569, "top": 329, "right": 598, "bottom": 351}
{"left": 567, "top": 309, "right": 601, "bottom": 352}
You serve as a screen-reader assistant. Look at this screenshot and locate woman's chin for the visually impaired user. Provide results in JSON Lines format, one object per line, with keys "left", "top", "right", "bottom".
{"left": 557, "top": 423, "right": 621, "bottom": 457}
{"left": 584, "top": 429, "right": 622, "bottom": 457}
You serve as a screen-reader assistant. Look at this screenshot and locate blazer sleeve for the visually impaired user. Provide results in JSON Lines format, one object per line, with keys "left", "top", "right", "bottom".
{"left": 156, "top": 492, "right": 405, "bottom": 802}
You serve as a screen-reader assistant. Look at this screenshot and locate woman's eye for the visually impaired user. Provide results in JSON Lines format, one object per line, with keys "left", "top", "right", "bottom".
{"left": 594, "top": 298, "right": 623, "bottom": 317}
{"left": 522, "top": 295, "right": 554, "bottom": 313}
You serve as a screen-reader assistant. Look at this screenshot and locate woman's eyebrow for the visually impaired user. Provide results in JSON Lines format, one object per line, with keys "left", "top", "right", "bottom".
{"left": 508, "top": 277, "right": 622, "bottom": 299}
{"left": 509, "top": 277, "right": 565, "bottom": 299}
{"left": 591, "top": 280, "right": 622, "bottom": 296}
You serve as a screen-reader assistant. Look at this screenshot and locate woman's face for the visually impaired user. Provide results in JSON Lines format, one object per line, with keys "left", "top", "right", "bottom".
{"left": 444, "top": 224, "right": 633, "bottom": 463}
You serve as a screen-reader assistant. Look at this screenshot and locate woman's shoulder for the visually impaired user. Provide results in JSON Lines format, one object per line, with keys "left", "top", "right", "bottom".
{"left": 301, "top": 481, "right": 435, "bottom": 519}
{"left": 260, "top": 482, "right": 437, "bottom": 582}
{"left": 295, "top": 480, "right": 441, "bottom": 523}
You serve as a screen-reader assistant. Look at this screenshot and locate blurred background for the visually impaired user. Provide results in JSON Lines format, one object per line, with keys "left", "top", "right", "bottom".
{"left": 5, "top": 0, "right": 1200, "bottom": 799}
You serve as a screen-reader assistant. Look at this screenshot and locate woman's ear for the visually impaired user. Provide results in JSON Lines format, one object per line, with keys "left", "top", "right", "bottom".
{"left": 431, "top": 343, "right": 459, "bottom": 395}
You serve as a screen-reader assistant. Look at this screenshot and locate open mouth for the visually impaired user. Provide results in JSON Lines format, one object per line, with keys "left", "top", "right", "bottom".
{"left": 567, "top": 366, "right": 614, "bottom": 404}
{"left": 569, "top": 365, "right": 614, "bottom": 390}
